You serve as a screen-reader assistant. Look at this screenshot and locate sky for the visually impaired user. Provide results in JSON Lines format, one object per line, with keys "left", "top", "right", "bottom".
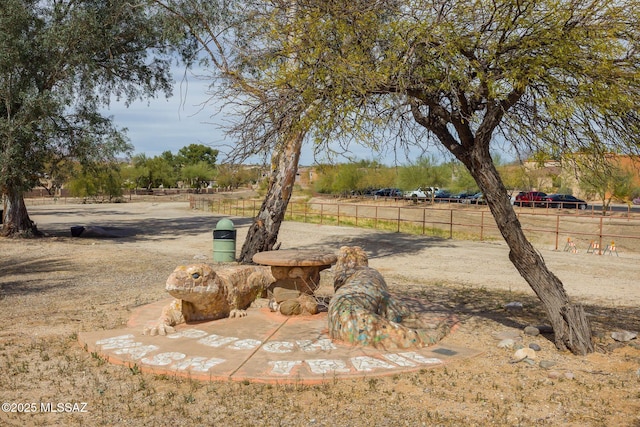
{"left": 104, "top": 84, "right": 519, "bottom": 168}
{"left": 103, "top": 71, "right": 432, "bottom": 167}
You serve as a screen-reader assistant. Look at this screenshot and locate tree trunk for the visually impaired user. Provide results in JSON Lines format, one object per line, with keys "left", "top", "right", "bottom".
{"left": 1, "top": 187, "right": 41, "bottom": 237}
{"left": 237, "top": 131, "right": 304, "bottom": 263}
{"left": 465, "top": 150, "right": 594, "bottom": 355}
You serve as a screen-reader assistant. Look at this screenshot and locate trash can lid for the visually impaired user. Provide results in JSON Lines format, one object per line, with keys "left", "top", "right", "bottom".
{"left": 215, "top": 218, "right": 235, "bottom": 231}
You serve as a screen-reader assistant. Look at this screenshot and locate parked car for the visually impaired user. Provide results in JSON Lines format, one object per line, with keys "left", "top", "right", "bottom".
{"left": 467, "top": 192, "right": 486, "bottom": 205}
{"left": 452, "top": 191, "right": 476, "bottom": 202}
{"left": 514, "top": 191, "right": 547, "bottom": 207}
{"left": 543, "top": 194, "right": 588, "bottom": 210}
{"left": 373, "top": 188, "right": 402, "bottom": 198}
{"left": 433, "top": 190, "right": 452, "bottom": 202}
{"left": 403, "top": 187, "right": 439, "bottom": 201}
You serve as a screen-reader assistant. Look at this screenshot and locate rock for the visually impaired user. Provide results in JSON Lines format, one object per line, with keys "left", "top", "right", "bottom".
{"left": 268, "top": 299, "right": 279, "bottom": 312}
{"left": 298, "top": 294, "right": 319, "bottom": 315}
{"left": 539, "top": 360, "right": 556, "bottom": 369}
{"left": 273, "top": 287, "right": 302, "bottom": 303}
{"left": 564, "top": 372, "right": 575, "bottom": 380}
{"left": 529, "top": 343, "right": 541, "bottom": 351}
{"left": 524, "top": 326, "right": 540, "bottom": 336}
{"left": 278, "top": 294, "right": 318, "bottom": 316}
{"left": 611, "top": 330, "right": 637, "bottom": 342}
{"left": 512, "top": 347, "right": 536, "bottom": 362}
{"left": 504, "top": 301, "right": 523, "bottom": 310}
{"left": 279, "top": 299, "right": 302, "bottom": 315}
{"left": 548, "top": 371, "right": 561, "bottom": 379}
{"left": 498, "top": 338, "right": 515, "bottom": 349}
{"left": 607, "top": 341, "right": 626, "bottom": 351}
{"left": 493, "top": 330, "right": 521, "bottom": 340}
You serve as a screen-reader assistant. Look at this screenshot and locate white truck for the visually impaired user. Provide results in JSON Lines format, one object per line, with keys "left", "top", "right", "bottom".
{"left": 403, "top": 187, "right": 439, "bottom": 201}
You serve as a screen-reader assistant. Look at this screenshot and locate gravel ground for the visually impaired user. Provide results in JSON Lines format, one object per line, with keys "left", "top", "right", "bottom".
{"left": 0, "top": 200, "right": 639, "bottom": 426}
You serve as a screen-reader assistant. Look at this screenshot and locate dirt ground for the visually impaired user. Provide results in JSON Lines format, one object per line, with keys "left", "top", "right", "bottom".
{"left": 0, "top": 200, "right": 639, "bottom": 426}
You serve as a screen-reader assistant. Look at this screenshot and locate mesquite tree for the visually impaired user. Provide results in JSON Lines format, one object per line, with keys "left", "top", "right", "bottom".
{"left": 152, "top": 0, "right": 314, "bottom": 263}
{"left": 269, "top": 0, "right": 640, "bottom": 355}
{"left": 0, "top": 0, "right": 174, "bottom": 236}
{"left": 151, "top": 1, "right": 640, "bottom": 354}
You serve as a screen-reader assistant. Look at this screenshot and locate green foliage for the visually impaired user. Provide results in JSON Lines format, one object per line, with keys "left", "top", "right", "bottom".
{"left": 130, "top": 154, "right": 176, "bottom": 189}
{"left": 448, "top": 163, "right": 479, "bottom": 194}
{"left": 313, "top": 161, "right": 399, "bottom": 195}
{"left": 0, "top": 0, "right": 175, "bottom": 233}
{"left": 176, "top": 144, "right": 219, "bottom": 168}
{"left": 68, "top": 164, "right": 123, "bottom": 201}
{"left": 397, "top": 157, "right": 450, "bottom": 190}
{"left": 332, "top": 163, "right": 364, "bottom": 194}
{"left": 120, "top": 162, "right": 150, "bottom": 191}
{"left": 215, "top": 164, "right": 262, "bottom": 190}
{"left": 181, "top": 161, "right": 215, "bottom": 190}
{"left": 578, "top": 156, "right": 635, "bottom": 211}
{"left": 265, "top": 0, "right": 640, "bottom": 185}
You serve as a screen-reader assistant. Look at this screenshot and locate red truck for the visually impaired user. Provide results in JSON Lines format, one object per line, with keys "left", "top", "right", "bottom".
{"left": 514, "top": 191, "right": 548, "bottom": 207}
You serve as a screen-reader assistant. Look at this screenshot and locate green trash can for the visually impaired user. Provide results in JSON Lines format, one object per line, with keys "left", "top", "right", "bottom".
{"left": 213, "top": 218, "right": 236, "bottom": 262}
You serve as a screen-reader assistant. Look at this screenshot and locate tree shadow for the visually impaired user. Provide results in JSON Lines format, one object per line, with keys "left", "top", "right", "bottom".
{"left": 396, "top": 282, "right": 640, "bottom": 350}
{"left": 279, "top": 232, "right": 454, "bottom": 259}
{"left": 38, "top": 214, "right": 255, "bottom": 243}
{"left": 0, "top": 257, "right": 75, "bottom": 297}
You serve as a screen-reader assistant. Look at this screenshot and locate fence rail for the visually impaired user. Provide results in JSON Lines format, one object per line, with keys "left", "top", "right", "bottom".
{"left": 191, "top": 196, "right": 640, "bottom": 255}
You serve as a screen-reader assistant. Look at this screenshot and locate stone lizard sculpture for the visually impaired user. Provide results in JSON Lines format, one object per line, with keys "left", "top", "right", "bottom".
{"left": 328, "top": 246, "right": 447, "bottom": 349}
{"left": 143, "top": 264, "right": 274, "bottom": 336}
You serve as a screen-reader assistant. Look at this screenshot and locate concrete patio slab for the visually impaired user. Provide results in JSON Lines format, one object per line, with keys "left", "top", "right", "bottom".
{"left": 79, "top": 298, "right": 480, "bottom": 384}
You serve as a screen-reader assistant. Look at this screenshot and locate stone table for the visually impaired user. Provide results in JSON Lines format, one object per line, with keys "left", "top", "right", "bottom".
{"left": 252, "top": 249, "right": 337, "bottom": 295}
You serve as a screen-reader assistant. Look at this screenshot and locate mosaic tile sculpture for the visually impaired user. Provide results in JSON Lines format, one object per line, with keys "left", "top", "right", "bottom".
{"left": 143, "top": 264, "right": 274, "bottom": 336}
{"left": 328, "top": 246, "right": 448, "bottom": 349}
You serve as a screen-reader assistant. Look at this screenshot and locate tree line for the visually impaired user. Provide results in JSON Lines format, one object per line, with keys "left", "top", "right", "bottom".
{"left": 47, "top": 150, "right": 640, "bottom": 205}
{"left": 46, "top": 144, "right": 262, "bottom": 201}
{"left": 314, "top": 156, "right": 640, "bottom": 206}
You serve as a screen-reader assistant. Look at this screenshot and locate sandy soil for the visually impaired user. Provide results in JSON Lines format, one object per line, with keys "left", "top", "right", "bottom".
{"left": 0, "top": 200, "right": 639, "bottom": 426}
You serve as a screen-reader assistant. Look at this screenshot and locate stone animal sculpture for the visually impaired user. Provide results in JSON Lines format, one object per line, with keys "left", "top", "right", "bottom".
{"left": 328, "top": 246, "right": 446, "bottom": 349}
{"left": 144, "top": 264, "right": 274, "bottom": 336}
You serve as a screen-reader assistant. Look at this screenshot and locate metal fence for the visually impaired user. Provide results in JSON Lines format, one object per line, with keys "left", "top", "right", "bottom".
{"left": 191, "top": 196, "right": 640, "bottom": 255}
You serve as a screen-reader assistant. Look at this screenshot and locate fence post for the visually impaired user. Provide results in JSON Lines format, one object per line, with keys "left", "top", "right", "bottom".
{"left": 480, "top": 211, "right": 484, "bottom": 241}
{"left": 320, "top": 203, "right": 324, "bottom": 225}
{"left": 337, "top": 204, "right": 340, "bottom": 226}
{"left": 397, "top": 207, "right": 400, "bottom": 233}
{"left": 375, "top": 206, "right": 378, "bottom": 230}
{"left": 356, "top": 205, "right": 358, "bottom": 227}
{"left": 422, "top": 208, "right": 426, "bottom": 235}
{"left": 555, "top": 215, "right": 560, "bottom": 250}
{"left": 449, "top": 209, "right": 453, "bottom": 239}
{"left": 598, "top": 216, "right": 603, "bottom": 255}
